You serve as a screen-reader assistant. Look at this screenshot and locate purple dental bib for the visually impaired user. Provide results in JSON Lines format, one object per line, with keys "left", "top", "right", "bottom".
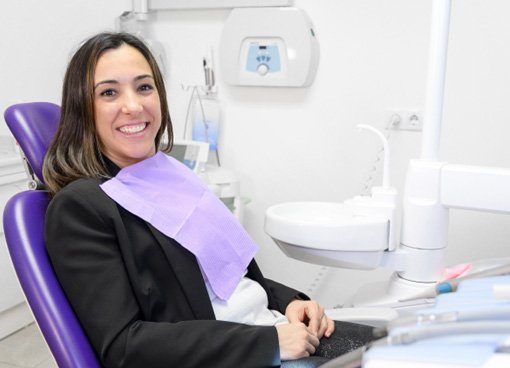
{"left": 100, "top": 151, "right": 257, "bottom": 300}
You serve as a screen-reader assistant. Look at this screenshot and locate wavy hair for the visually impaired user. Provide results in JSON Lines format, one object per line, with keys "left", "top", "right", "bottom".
{"left": 43, "top": 32, "right": 173, "bottom": 195}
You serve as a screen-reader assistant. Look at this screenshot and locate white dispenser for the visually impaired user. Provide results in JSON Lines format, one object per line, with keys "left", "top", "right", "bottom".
{"left": 219, "top": 7, "right": 320, "bottom": 87}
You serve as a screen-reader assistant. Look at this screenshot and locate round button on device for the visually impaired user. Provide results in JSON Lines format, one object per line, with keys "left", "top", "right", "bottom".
{"left": 257, "top": 64, "right": 269, "bottom": 76}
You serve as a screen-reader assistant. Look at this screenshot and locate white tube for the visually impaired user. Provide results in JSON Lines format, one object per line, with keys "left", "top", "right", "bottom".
{"left": 357, "top": 124, "right": 391, "bottom": 188}
{"left": 421, "top": 0, "right": 452, "bottom": 161}
{"left": 389, "top": 321, "right": 510, "bottom": 345}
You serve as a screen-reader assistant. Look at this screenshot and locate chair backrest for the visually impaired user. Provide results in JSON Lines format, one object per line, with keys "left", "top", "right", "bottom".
{"left": 3, "top": 102, "right": 100, "bottom": 368}
{"left": 5, "top": 102, "right": 60, "bottom": 185}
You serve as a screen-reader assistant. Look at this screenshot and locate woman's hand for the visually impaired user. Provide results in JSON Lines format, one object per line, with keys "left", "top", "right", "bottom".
{"left": 285, "top": 300, "right": 335, "bottom": 339}
{"left": 275, "top": 322, "right": 320, "bottom": 360}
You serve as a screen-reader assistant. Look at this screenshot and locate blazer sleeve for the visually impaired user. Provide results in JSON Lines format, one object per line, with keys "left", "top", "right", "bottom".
{"left": 265, "top": 278, "right": 310, "bottom": 311}
{"left": 246, "top": 261, "right": 310, "bottom": 313}
{"left": 45, "top": 181, "right": 281, "bottom": 368}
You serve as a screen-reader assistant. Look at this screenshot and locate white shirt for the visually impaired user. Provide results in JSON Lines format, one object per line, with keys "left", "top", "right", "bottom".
{"left": 204, "top": 273, "right": 289, "bottom": 326}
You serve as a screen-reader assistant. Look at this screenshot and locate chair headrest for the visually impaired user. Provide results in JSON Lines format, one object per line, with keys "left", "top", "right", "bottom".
{"left": 4, "top": 102, "right": 60, "bottom": 185}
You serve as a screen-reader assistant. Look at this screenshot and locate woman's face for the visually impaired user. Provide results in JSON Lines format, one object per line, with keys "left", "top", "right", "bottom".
{"left": 93, "top": 44, "right": 162, "bottom": 168}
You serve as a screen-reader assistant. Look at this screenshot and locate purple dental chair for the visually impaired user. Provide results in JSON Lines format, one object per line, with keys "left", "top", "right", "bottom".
{"left": 3, "top": 102, "right": 100, "bottom": 368}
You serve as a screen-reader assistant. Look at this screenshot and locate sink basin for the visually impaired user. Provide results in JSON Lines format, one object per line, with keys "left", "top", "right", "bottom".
{"left": 264, "top": 202, "right": 390, "bottom": 269}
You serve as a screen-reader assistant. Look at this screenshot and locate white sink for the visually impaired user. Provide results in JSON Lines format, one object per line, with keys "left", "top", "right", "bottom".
{"left": 264, "top": 201, "right": 390, "bottom": 269}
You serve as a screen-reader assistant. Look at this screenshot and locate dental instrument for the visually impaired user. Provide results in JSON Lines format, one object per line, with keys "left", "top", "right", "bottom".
{"left": 399, "top": 263, "right": 510, "bottom": 302}
{"left": 381, "top": 306, "right": 510, "bottom": 332}
{"left": 388, "top": 321, "right": 510, "bottom": 345}
{"left": 357, "top": 273, "right": 510, "bottom": 367}
{"left": 203, "top": 56, "right": 215, "bottom": 94}
{"left": 321, "top": 321, "right": 510, "bottom": 368}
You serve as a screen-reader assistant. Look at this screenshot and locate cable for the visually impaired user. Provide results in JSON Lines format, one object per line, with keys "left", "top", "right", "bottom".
{"left": 183, "top": 86, "right": 198, "bottom": 140}
{"left": 194, "top": 91, "right": 210, "bottom": 145}
{"left": 306, "top": 266, "right": 330, "bottom": 297}
{"left": 360, "top": 114, "right": 400, "bottom": 195}
{"left": 182, "top": 86, "right": 222, "bottom": 166}
{"left": 195, "top": 91, "right": 222, "bottom": 166}
{"left": 182, "top": 85, "right": 212, "bottom": 145}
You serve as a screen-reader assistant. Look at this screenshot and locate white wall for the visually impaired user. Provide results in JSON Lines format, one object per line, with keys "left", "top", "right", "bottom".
{"left": 1, "top": 0, "right": 509, "bottom": 309}
{"left": 0, "top": 0, "right": 131, "bottom": 130}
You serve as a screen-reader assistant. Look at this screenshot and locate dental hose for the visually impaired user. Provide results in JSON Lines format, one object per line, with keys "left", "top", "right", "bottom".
{"left": 399, "top": 263, "right": 510, "bottom": 302}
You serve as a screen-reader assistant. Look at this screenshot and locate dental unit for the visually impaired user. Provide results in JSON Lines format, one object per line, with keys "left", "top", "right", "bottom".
{"left": 264, "top": 0, "right": 510, "bottom": 307}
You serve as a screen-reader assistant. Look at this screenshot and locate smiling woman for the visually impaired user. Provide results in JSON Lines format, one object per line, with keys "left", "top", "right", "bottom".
{"left": 93, "top": 44, "right": 162, "bottom": 168}
{"left": 43, "top": 32, "right": 172, "bottom": 195}
{"left": 42, "top": 32, "right": 376, "bottom": 368}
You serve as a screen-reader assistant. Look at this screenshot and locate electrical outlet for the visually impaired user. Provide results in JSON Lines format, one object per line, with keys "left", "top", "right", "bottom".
{"left": 389, "top": 110, "right": 423, "bottom": 131}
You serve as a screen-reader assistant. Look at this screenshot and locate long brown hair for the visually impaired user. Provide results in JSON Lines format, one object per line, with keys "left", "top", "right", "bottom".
{"left": 43, "top": 32, "right": 173, "bottom": 195}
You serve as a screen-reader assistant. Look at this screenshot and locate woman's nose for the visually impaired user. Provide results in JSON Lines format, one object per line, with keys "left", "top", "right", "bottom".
{"left": 121, "top": 91, "right": 143, "bottom": 114}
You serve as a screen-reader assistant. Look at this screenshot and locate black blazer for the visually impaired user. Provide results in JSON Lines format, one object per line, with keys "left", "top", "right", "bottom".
{"left": 45, "top": 175, "right": 306, "bottom": 368}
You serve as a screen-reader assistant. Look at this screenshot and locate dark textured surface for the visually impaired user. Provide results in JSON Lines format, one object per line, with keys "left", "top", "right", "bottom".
{"left": 315, "top": 321, "right": 375, "bottom": 358}
{"left": 281, "top": 321, "right": 375, "bottom": 367}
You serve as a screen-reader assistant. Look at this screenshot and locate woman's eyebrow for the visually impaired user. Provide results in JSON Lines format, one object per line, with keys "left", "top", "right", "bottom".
{"left": 94, "top": 79, "right": 118, "bottom": 90}
{"left": 94, "top": 74, "right": 154, "bottom": 90}
{"left": 135, "top": 74, "right": 154, "bottom": 81}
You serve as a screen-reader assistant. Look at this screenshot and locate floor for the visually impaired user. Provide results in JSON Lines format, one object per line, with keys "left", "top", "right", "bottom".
{"left": 0, "top": 324, "right": 56, "bottom": 368}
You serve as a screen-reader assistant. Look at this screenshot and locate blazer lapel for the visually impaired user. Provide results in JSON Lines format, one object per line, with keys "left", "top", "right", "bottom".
{"left": 146, "top": 223, "right": 216, "bottom": 320}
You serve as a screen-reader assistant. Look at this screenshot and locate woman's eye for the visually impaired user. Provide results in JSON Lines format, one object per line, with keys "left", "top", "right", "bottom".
{"left": 100, "top": 89, "right": 117, "bottom": 97}
{"left": 138, "top": 84, "right": 154, "bottom": 93}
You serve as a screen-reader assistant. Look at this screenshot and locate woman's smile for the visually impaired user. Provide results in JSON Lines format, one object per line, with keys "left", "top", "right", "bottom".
{"left": 118, "top": 121, "right": 149, "bottom": 135}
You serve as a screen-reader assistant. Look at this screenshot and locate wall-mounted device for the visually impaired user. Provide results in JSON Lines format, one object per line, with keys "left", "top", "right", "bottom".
{"left": 220, "top": 7, "right": 320, "bottom": 87}
{"left": 167, "top": 140, "right": 209, "bottom": 173}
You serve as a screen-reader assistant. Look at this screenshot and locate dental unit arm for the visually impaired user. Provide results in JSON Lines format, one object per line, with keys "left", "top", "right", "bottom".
{"left": 264, "top": 0, "right": 510, "bottom": 305}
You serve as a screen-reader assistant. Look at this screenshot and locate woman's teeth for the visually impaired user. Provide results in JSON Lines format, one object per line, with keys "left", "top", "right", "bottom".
{"left": 119, "top": 123, "right": 147, "bottom": 134}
